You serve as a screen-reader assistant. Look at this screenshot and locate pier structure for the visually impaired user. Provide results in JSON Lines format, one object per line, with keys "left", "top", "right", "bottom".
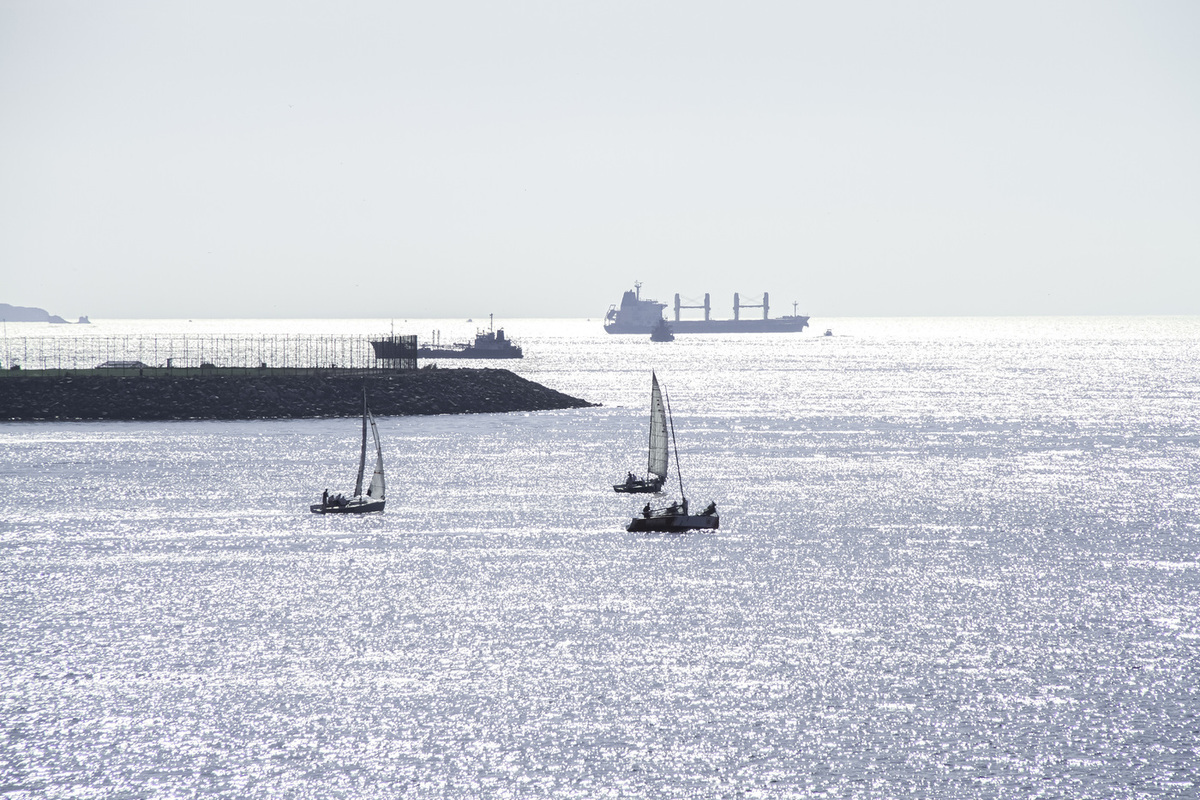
{"left": 0, "top": 334, "right": 417, "bottom": 376}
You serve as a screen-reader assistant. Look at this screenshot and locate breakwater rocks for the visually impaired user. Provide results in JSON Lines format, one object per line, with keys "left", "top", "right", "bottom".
{"left": 0, "top": 369, "right": 594, "bottom": 421}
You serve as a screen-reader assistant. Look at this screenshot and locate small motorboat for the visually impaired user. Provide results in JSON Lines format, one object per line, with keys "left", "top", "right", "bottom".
{"left": 627, "top": 499, "right": 719, "bottom": 533}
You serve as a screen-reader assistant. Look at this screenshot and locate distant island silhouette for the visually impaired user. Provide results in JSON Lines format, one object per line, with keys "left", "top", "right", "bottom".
{"left": 0, "top": 303, "right": 88, "bottom": 324}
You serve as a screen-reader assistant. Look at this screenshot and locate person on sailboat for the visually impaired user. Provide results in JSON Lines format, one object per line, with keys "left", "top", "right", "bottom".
{"left": 702, "top": 501, "right": 716, "bottom": 516}
{"left": 643, "top": 503, "right": 651, "bottom": 518}
{"left": 322, "top": 489, "right": 329, "bottom": 507}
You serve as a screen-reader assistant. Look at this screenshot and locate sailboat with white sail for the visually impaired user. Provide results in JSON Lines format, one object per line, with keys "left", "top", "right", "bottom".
{"left": 625, "top": 374, "right": 719, "bottom": 532}
{"left": 613, "top": 371, "right": 669, "bottom": 493}
{"left": 311, "top": 391, "right": 386, "bottom": 514}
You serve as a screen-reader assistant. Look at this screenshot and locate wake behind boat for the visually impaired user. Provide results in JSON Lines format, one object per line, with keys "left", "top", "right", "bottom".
{"left": 622, "top": 373, "right": 718, "bottom": 532}
{"left": 312, "top": 391, "right": 386, "bottom": 514}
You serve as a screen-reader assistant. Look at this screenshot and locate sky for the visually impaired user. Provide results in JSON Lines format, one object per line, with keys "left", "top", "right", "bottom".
{"left": 1, "top": 0, "right": 1198, "bottom": 320}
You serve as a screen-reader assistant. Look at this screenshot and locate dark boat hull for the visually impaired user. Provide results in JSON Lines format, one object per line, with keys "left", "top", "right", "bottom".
{"left": 649, "top": 319, "right": 675, "bottom": 341}
{"left": 613, "top": 477, "right": 664, "bottom": 494}
{"left": 627, "top": 513, "right": 719, "bottom": 532}
{"left": 416, "top": 347, "right": 522, "bottom": 359}
{"left": 607, "top": 317, "right": 809, "bottom": 334}
{"left": 310, "top": 499, "right": 385, "bottom": 514}
{"left": 370, "top": 336, "right": 418, "bottom": 359}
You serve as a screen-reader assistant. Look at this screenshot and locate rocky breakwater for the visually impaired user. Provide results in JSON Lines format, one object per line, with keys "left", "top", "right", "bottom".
{"left": 0, "top": 369, "right": 594, "bottom": 421}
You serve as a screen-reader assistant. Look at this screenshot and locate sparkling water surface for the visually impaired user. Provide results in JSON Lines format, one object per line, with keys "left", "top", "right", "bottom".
{"left": 2, "top": 317, "right": 1199, "bottom": 798}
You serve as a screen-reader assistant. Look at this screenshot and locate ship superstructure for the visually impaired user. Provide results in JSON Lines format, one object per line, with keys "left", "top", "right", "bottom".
{"left": 604, "top": 283, "right": 810, "bottom": 334}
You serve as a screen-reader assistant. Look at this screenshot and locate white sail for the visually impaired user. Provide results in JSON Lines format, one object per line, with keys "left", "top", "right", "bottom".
{"left": 647, "top": 372, "right": 669, "bottom": 481}
{"left": 366, "top": 407, "right": 386, "bottom": 500}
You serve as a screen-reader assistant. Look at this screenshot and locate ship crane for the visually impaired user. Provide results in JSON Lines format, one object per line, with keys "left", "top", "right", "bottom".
{"left": 733, "top": 292, "right": 770, "bottom": 321}
{"left": 674, "top": 293, "right": 711, "bottom": 322}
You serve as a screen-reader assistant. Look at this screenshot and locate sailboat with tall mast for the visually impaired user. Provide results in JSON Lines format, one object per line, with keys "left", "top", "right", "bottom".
{"left": 311, "top": 390, "right": 386, "bottom": 514}
{"left": 625, "top": 374, "right": 718, "bottom": 532}
{"left": 613, "top": 371, "right": 669, "bottom": 493}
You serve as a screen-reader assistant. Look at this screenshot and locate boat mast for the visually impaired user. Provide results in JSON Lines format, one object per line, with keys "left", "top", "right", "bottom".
{"left": 646, "top": 373, "right": 655, "bottom": 479}
{"left": 354, "top": 388, "right": 368, "bottom": 497}
{"left": 664, "top": 388, "right": 685, "bottom": 503}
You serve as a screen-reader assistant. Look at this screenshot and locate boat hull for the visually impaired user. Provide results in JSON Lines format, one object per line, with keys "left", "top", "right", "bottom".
{"left": 416, "top": 347, "right": 522, "bottom": 359}
{"left": 627, "top": 513, "right": 719, "bottom": 532}
{"left": 370, "top": 336, "right": 418, "bottom": 360}
{"left": 613, "top": 477, "right": 664, "bottom": 494}
{"left": 310, "top": 499, "right": 385, "bottom": 514}
{"left": 606, "top": 317, "right": 809, "bottom": 334}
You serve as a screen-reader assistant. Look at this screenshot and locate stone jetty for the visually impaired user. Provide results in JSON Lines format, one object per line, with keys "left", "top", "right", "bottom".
{"left": 0, "top": 369, "right": 593, "bottom": 421}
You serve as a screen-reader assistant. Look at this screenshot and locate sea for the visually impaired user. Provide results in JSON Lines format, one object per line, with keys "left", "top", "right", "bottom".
{"left": 2, "top": 316, "right": 1198, "bottom": 799}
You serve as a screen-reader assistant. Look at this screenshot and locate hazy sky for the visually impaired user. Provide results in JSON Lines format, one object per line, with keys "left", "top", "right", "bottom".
{"left": 2, "top": 1, "right": 1197, "bottom": 319}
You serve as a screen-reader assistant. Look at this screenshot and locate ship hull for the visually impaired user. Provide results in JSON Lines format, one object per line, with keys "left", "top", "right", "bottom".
{"left": 417, "top": 348, "right": 522, "bottom": 359}
{"left": 605, "top": 316, "right": 810, "bottom": 334}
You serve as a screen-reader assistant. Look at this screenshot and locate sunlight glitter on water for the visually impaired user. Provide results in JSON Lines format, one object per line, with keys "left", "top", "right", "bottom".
{"left": 2, "top": 316, "right": 1199, "bottom": 797}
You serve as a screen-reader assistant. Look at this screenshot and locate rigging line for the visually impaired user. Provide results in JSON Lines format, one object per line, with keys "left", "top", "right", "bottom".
{"left": 355, "top": 387, "right": 368, "bottom": 498}
{"left": 664, "top": 387, "right": 685, "bottom": 504}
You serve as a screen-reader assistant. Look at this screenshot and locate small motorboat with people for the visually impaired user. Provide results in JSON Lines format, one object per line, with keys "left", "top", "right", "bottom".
{"left": 623, "top": 373, "right": 719, "bottom": 532}
{"left": 311, "top": 390, "right": 386, "bottom": 514}
{"left": 628, "top": 498, "right": 719, "bottom": 533}
{"left": 613, "top": 371, "right": 669, "bottom": 494}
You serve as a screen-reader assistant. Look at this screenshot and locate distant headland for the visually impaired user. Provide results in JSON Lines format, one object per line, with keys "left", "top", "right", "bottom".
{"left": 0, "top": 303, "right": 89, "bottom": 324}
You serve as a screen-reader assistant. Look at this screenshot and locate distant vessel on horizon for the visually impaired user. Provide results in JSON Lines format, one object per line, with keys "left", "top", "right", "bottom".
{"left": 416, "top": 315, "right": 523, "bottom": 359}
{"left": 649, "top": 318, "right": 675, "bottom": 342}
{"left": 604, "top": 283, "right": 809, "bottom": 334}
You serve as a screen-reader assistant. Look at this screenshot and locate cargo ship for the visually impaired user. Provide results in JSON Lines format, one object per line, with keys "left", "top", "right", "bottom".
{"left": 604, "top": 283, "right": 810, "bottom": 334}
{"left": 415, "top": 316, "right": 523, "bottom": 359}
